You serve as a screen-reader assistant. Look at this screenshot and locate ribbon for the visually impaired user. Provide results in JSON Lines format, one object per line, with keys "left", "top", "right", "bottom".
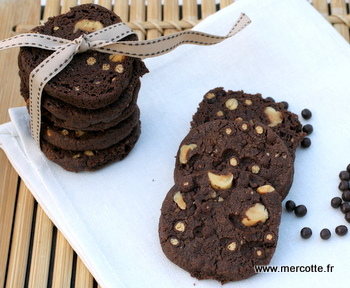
{"left": 0, "top": 13, "right": 251, "bottom": 147}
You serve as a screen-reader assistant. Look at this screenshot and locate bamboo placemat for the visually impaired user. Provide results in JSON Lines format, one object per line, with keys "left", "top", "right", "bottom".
{"left": 0, "top": 0, "right": 349, "bottom": 287}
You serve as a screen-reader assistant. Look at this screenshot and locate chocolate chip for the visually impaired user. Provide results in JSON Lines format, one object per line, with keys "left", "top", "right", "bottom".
{"left": 301, "top": 108, "right": 312, "bottom": 119}
{"left": 302, "top": 124, "right": 313, "bottom": 135}
{"left": 300, "top": 137, "right": 311, "bottom": 148}
{"left": 342, "top": 191, "right": 350, "bottom": 202}
{"left": 340, "top": 202, "right": 350, "bottom": 214}
{"left": 335, "top": 225, "right": 348, "bottom": 236}
{"left": 320, "top": 228, "right": 331, "bottom": 240}
{"left": 338, "top": 180, "right": 349, "bottom": 191}
{"left": 339, "top": 171, "right": 350, "bottom": 181}
{"left": 347, "top": 164, "right": 350, "bottom": 173}
{"left": 281, "top": 101, "right": 289, "bottom": 109}
{"left": 331, "top": 197, "right": 342, "bottom": 208}
{"left": 285, "top": 200, "right": 296, "bottom": 212}
{"left": 300, "top": 227, "right": 312, "bottom": 239}
{"left": 265, "top": 97, "right": 275, "bottom": 102}
{"left": 294, "top": 205, "right": 307, "bottom": 217}
{"left": 345, "top": 212, "right": 350, "bottom": 223}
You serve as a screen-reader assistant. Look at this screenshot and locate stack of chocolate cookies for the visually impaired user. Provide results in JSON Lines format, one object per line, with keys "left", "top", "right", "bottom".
{"left": 159, "top": 88, "right": 305, "bottom": 283}
{"left": 17, "top": 4, "right": 148, "bottom": 172}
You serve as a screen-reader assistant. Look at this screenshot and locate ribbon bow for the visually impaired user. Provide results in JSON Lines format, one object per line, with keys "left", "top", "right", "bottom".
{"left": 0, "top": 14, "right": 251, "bottom": 147}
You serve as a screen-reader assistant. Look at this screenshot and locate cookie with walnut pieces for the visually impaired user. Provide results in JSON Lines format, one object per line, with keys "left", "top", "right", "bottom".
{"left": 18, "top": 3, "right": 148, "bottom": 109}
{"left": 174, "top": 119, "right": 294, "bottom": 200}
{"left": 159, "top": 169, "right": 282, "bottom": 283}
{"left": 42, "top": 106, "right": 140, "bottom": 151}
{"left": 40, "top": 121, "right": 141, "bottom": 172}
{"left": 191, "top": 88, "right": 305, "bottom": 157}
{"left": 25, "top": 77, "right": 140, "bottom": 131}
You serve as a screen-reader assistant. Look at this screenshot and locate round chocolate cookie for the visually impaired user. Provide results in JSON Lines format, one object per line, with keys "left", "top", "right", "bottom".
{"left": 174, "top": 119, "right": 294, "bottom": 199}
{"left": 41, "top": 122, "right": 141, "bottom": 172}
{"left": 43, "top": 103, "right": 137, "bottom": 132}
{"left": 27, "top": 78, "right": 140, "bottom": 131}
{"left": 159, "top": 169, "right": 282, "bottom": 283}
{"left": 18, "top": 4, "right": 148, "bottom": 109}
{"left": 191, "top": 88, "right": 305, "bottom": 157}
{"left": 42, "top": 106, "right": 140, "bottom": 151}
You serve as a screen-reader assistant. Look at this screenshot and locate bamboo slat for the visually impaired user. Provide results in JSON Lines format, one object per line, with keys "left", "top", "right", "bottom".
{"left": 130, "top": 0, "right": 147, "bottom": 39}
{"left": 330, "top": 0, "right": 350, "bottom": 42}
{"left": 74, "top": 258, "right": 94, "bottom": 288}
{"left": 42, "top": 0, "right": 61, "bottom": 20}
{"left": 27, "top": 205, "right": 54, "bottom": 288}
{"left": 113, "top": 0, "right": 130, "bottom": 24}
{"left": 0, "top": 1, "right": 40, "bottom": 287}
{"left": 51, "top": 231, "right": 74, "bottom": 288}
{"left": 0, "top": 152, "right": 18, "bottom": 288}
{"left": 220, "top": 0, "right": 234, "bottom": 9}
{"left": 182, "top": 0, "right": 199, "bottom": 25}
{"left": 98, "top": 0, "right": 112, "bottom": 10}
{"left": 61, "top": 0, "right": 78, "bottom": 14}
{"left": 164, "top": 0, "right": 180, "bottom": 35}
{"left": 146, "top": 0, "right": 162, "bottom": 39}
{"left": 201, "top": 0, "right": 216, "bottom": 20}
{"left": 5, "top": 184, "right": 35, "bottom": 288}
{"left": 312, "top": 0, "right": 329, "bottom": 18}
{"left": 80, "top": 0, "right": 95, "bottom": 4}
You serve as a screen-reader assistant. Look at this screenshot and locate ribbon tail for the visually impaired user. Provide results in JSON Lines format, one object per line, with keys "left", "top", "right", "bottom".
{"left": 0, "top": 33, "right": 71, "bottom": 52}
{"left": 97, "top": 13, "right": 251, "bottom": 58}
{"left": 29, "top": 42, "right": 79, "bottom": 147}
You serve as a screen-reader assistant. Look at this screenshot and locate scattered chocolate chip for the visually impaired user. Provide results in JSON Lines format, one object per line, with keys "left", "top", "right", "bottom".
{"left": 300, "top": 137, "right": 311, "bottom": 148}
{"left": 345, "top": 212, "right": 350, "bottom": 223}
{"left": 320, "top": 228, "right": 331, "bottom": 240}
{"left": 331, "top": 197, "right": 342, "bottom": 208}
{"left": 285, "top": 200, "right": 296, "bottom": 212}
{"left": 338, "top": 180, "right": 349, "bottom": 191}
{"left": 265, "top": 97, "right": 275, "bottom": 102}
{"left": 341, "top": 202, "right": 350, "bottom": 214}
{"left": 335, "top": 225, "right": 348, "bottom": 236}
{"left": 281, "top": 101, "right": 289, "bottom": 109}
{"left": 347, "top": 164, "right": 350, "bottom": 173}
{"left": 301, "top": 108, "right": 312, "bottom": 120}
{"left": 302, "top": 124, "right": 313, "bottom": 135}
{"left": 339, "top": 171, "right": 350, "bottom": 180}
{"left": 300, "top": 227, "right": 312, "bottom": 239}
{"left": 294, "top": 205, "right": 307, "bottom": 217}
{"left": 343, "top": 191, "right": 350, "bottom": 202}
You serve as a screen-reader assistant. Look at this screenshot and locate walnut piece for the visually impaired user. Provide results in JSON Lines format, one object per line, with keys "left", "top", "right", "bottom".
{"left": 242, "top": 203, "right": 268, "bottom": 226}
{"left": 256, "top": 185, "right": 275, "bottom": 194}
{"left": 173, "top": 191, "right": 186, "bottom": 210}
{"left": 174, "top": 221, "right": 185, "bottom": 232}
{"left": 179, "top": 144, "right": 197, "bottom": 164}
{"left": 73, "top": 19, "right": 104, "bottom": 33}
{"left": 109, "top": 54, "right": 126, "bottom": 62}
{"left": 208, "top": 171, "right": 233, "bottom": 190}
{"left": 225, "top": 98, "right": 238, "bottom": 110}
{"left": 227, "top": 241, "right": 237, "bottom": 251}
{"left": 264, "top": 107, "right": 283, "bottom": 127}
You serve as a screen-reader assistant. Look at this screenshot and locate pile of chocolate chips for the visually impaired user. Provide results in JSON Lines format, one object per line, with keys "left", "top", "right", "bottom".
{"left": 284, "top": 109, "right": 348, "bottom": 239}
{"left": 332, "top": 166, "right": 350, "bottom": 223}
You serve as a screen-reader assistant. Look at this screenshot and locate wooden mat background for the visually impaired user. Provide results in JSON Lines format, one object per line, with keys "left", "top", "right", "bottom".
{"left": 0, "top": 0, "right": 349, "bottom": 287}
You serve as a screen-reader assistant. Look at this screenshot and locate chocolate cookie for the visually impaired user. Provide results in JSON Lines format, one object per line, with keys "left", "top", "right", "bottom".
{"left": 29, "top": 78, "right": 140, "bottom": 131}
{"left": 159, "top": 169, "right": 282, "bottom": 283}
{"left": 42, "top": 106, "right": 140, "bottom": 151}
{"left": 174, "top": 119, "right": 294, "bottom": 199}
{"left": 41, "top": 122, "right": 141, "bottom": 172}
{"left": 191, "top": 88, "right": 305, "bottom": 157}
{"left": 43, "top": 103, "right": 137, "bottom": 132}
{"left": 18, "top": 4, "right": 148, "bottom": 109}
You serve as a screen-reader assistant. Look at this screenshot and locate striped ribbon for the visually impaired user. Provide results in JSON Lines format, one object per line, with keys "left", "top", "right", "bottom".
{"left": 0, "top": 13, "right": 251, "bottom": 147}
